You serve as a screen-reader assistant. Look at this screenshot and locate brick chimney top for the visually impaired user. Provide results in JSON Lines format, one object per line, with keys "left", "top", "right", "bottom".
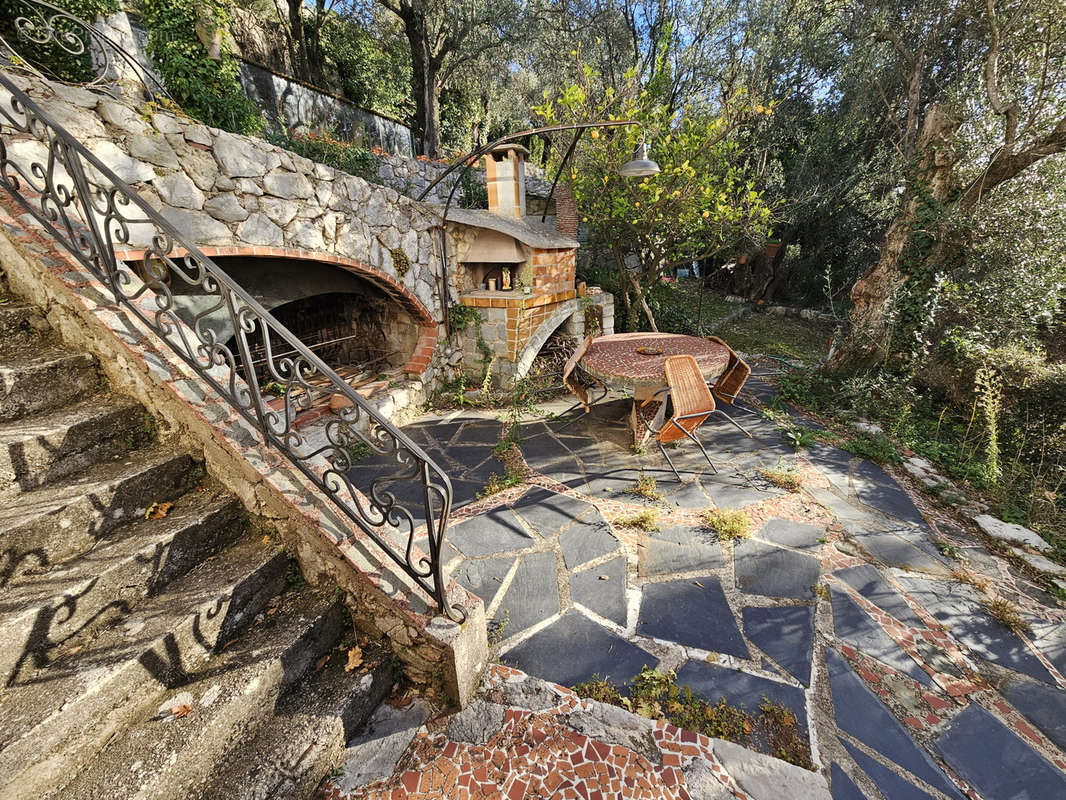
{"left": 484, "top": 144, "right": 527, "bottom": 218}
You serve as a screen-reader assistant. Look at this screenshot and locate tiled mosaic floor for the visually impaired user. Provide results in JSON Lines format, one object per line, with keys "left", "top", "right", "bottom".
{"left": 325, "top": 387, "right": 1066, "bottom": 799}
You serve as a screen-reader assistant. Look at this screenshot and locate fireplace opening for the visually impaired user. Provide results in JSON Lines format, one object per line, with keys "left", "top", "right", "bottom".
{"left": 158, "top": 254, "right": 421, "bottom": 390}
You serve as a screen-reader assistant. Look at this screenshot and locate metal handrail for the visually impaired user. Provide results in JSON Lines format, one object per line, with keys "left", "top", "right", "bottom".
{"left": 0, "top": 72, "right": 463, "bottom": 621}
{"left": 1, "top": 0, "right": 171, "bottom": 105}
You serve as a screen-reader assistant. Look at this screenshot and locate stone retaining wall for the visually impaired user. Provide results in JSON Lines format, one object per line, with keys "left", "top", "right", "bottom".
{"left": 2, "top": 72, "right": 451, "bottom": 398}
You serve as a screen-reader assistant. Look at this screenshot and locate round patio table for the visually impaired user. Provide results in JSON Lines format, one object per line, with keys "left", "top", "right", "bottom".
{"left": 581, "top": 332, "right": 730, "bottom": 394}
{"left": 579, "top": 332, "right": 731, "bottom": 443}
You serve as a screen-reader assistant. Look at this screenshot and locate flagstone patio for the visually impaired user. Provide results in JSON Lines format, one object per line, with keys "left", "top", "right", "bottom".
{"left": 325, "top": 378, "right": 1066, "bottom": 800}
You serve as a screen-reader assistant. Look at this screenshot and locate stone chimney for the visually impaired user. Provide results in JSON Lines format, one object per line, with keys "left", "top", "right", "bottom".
{"left": 484, "top": 144, "right": 527, "bottom": 218}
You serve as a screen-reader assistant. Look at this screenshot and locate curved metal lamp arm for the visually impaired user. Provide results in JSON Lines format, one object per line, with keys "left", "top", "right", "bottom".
{"left": 416, "top": 120, "right": 643, "bottom": 218}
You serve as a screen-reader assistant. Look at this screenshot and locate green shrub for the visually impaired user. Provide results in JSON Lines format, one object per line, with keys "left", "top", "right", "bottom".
{"left": 140, "top": 0, "right": 262, "bottom": 135}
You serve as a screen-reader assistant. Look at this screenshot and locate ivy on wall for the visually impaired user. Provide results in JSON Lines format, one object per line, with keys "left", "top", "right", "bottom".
{"left": 139, "top": 0, "right": 262, "bottom": 135}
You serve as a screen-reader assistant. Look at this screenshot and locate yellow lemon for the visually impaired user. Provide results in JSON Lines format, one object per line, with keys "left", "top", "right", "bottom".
{"left": 589, "top": 129, "right": 600, "bottom": 139}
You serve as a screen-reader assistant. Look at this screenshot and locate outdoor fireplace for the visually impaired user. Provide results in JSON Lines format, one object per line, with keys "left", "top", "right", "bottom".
{"left": 445, "top": 144, "right": 611, "bottom": 386}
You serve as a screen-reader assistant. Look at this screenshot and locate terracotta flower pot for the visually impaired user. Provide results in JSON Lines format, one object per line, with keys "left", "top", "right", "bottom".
{"left": 765, "top": 241, "right": 782, "bottom": 259}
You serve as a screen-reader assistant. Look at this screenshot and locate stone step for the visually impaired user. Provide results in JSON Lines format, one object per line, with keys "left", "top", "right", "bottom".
{"left": 0, "top": 446, "right": 196, "bottom": 575}
{"left": 0, "top": 535, "right": 289, "bottom": 800}
{"left": 0, "top": 345, "right": 99, "bottom": 422}
{"left": 197, "top": 641, "right": 396, "bottom": 800}
{"left": 0, "top": 485, "right": 244, "bottom": 685}
{"left": 0, "top": 393, "right": 149, "bottom": 494}
{"left": 51, "top": 589, "right": 348, "bottom": 800}
{"left": 0, "top": 299, "right": 50, "bottom": 340}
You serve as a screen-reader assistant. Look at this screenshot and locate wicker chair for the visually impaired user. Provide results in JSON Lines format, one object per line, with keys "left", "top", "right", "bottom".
{"left": 706, "top": 336, "right": 754, "bottom": 436}
{"left": 638, "top": 355, "right": 720, "bottom": 481}
{"left": 558, "top": 335, "right": 607, "bottom": 428}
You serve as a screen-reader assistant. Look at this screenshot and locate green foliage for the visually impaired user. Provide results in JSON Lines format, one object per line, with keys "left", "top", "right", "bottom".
{"left": 574, "top": 667, "right": 813, "bottom": 769}
{"left": 321, "top": 15, "right": 412, "bottom": 122}
{"left": 614, "top": 509, "right": 661, "bottom": 531}
{"left": 780, "top": 424, "right": 818, "bottom": 451}
{"left": 269, "top": 131, "right": 378, "bottom": 182}
{"left": 701, "top": 508, "right": 753, "bottom": 540}
{"left": 0, "top": 0, "right": 120, "bottom": 83}
{"left": 842, "top": 433, "right": 902, "bottom": 466}
{"left": 139, "top": 0, "right": 262, "bottom": 134}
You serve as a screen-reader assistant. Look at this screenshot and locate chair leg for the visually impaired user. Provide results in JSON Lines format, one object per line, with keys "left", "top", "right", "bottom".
{"left": 656, "top": 439, "right": 683, "bottom": 482}
{"left": 677, "top": 426, "right": 719, "bottom": 475}
{"left": 714, "top": 409, "right": 753, "bottom": 438}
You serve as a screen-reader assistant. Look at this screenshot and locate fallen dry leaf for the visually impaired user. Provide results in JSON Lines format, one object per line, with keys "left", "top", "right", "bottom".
{"left": 146, "top": 501, "right": 173, "bottom": 520}
{"left": 170, "top": 703, "right": 191, "bottom": 718}
{"left": 315, "top": 654, "right": 330, "bottom": 672}
{"left": 344, "top": 646, "right": 363, "bottom": 672}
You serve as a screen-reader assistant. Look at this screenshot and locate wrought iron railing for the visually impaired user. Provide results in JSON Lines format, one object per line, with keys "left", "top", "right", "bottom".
{"left": 0, "top": 72, "right": 463, "bottom": 620}
{"left": 1, "top": 0, "right": 170, "bottom": 104}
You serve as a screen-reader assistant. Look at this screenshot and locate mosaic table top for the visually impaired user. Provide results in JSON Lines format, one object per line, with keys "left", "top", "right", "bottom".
{"left": 580, "top": 332, "right": 730, "bottom": 389}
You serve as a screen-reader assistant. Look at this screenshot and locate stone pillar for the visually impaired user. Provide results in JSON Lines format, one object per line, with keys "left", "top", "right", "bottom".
{"left": 554, "top": 182, "right": 579, "bottom": 239}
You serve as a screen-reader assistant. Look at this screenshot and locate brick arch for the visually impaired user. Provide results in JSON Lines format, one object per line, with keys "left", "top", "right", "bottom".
{"left": 513, "top": 299, "right": 581, "bottom": 379}
{"left": 115, "top": 245, "right": 438, "bottom": 376}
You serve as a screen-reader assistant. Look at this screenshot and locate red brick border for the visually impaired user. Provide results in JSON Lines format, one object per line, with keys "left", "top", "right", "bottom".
{"left": 114, "top": 245, "right": 439, "bottom": 376}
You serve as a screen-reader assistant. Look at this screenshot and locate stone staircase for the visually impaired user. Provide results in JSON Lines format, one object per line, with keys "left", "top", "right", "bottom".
{"left": 0, "top": 282, "right": 395, "bottom": 799}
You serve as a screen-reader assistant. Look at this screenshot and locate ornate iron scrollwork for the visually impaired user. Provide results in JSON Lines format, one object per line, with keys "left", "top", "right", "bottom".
{"left": 0, "top": 72, "right": 463, "bottom": 621}
{"left": 1, "top": 0, "right": 171, "bottom": 104}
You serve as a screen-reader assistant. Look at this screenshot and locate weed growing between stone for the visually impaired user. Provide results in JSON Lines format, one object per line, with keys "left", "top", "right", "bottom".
{"left": 984, "top": 596, "right": 1032, "bottom": 635}
{"left": 614, "top": 508, "right": 661, "bottom": 531}
{"left": 626, "top": 476, "right": 666, "bottom": 503}
{"left": 573, "top": 668, "right": 814, "bottom": 770}
{"left": 701, "top": 508, "right": 753, "bottom": 540}
{"left": 478, "top": 470, "right": 524, "bottom": 498}
{"left": 758, "top": 464, "right": 804, "bottom": 492}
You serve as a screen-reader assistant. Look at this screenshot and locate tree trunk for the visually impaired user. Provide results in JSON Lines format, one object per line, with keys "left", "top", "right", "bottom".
{"left": 402, "top": 13, "right": 441, "bottom": 158}
{"left": 287, "top": 0, "right": 310, "bottom": 81}
{"left": 825, "top": 104, "right": 960, "bottom": 372}
{"left": 628, "top": 272, "right": 659, "bottom": 332}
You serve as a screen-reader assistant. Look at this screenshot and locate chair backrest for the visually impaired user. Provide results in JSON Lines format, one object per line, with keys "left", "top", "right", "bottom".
{"left": 563, "top": 336, "right": 594, "bottom": 410}
{"left": 660, "top": 355, "right": 715, "bottom": 444}
{"left": 707, "top": 336, "right": 749, "bottom": 405}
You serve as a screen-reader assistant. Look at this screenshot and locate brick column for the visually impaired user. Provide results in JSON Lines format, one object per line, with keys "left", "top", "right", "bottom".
{"left": 554, "top": 183, "right": 578, "bottom": 239}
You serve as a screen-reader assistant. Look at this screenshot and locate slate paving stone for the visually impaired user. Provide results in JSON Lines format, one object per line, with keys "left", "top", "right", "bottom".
{"left": 520, "top": 433, "right": 574, "bottom": 469}
{"left": 742, "top": 606, "right": 814, "bottom": 685}
{"left": 453, "top": 556, "right": 514, "bottom": 608}
{"left": 493, "top": 551, "right": 560, "bottom": 635}
{"left": 641, "top": 525, "right": 724, "bottom": 576}
{"left": 455, "top": 421, "right": 502, "bottom": 444}
{"left": 447, "top": 444, "right": 497, "bottom": 472}
{"left": 734, "top": 539, "right": 821, "bottom": 599}
{"left": 637, "top": 576, "right": 750, "bottom": 658}
{"left": 844, "top": 523, "right": 949, "bottom": 574}
{"left": 852, "top": 460, "right": 926, "bottom": 527}
{"left": 896, "top": 576, "right": 1056, "bottom": 684}
{"left": 755, "top": 518, "right": 826, "bottom": 553}
{"left": 570, "top": 555, "right": 627, "bottom": 626}
{"left": 1027, "top": 619, "right": 1066, "bottom": 678}
{"left": 450, "top": 479, "right": 486, "bottom": 509}
{"left": 1000, "top": 677, "right": 1066, "bottom": 754}
{"left": 839, "top": 740, "right": 936, "bottom": 800}
{"left": 674, "top": 659, "right": 808, "bottom": 730}
{"left": 403, "top": 420, "right": 461, "bottom": 446}
{"left": 825, "top": 648, "right": 964, "bottom": 799}
{"left": 830, "top": 587, "right": 933, "bottom": 687}
{"left": 833, "top": 564, "right": 925, "bottom": 628}
{"left": 661, "top": 480, "right": 713, "bottom": 510}
{"left": 700, "top": 475, "right": 770, "bottom": 509}
{"left": 560, "top": 520, "right": 620, "bottom": 570}
{"left": 830, "top": 763, "right": 869, "bottom": 800}
{"left": 806, "top": 444, "right": 854, "bottom": 494}
{"left": 511, "top": 487, "right": 593, "bottom": 536}
{"left": 584, "top": 469, "right": 647, "bottom": 496}
{"left": 503, "top": 609, "right": 655, "bottom": 688}
{"left": 448, "top": 507, "right": 536, "bottom": 557}
{"left": 936, "top": 704, "right": 1066, "bottom": 800}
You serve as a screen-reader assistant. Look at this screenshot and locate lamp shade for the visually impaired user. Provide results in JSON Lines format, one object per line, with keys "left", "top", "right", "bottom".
{"left": 619, "top": 141, "right": 661, "bottom": 177}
